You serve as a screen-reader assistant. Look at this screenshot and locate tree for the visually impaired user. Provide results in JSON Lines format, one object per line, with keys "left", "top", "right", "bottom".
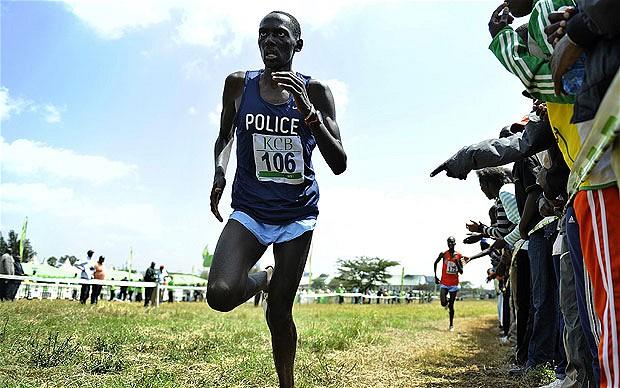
{"left": 0, "top": 233, "right": 7, "bottom": 255}
{"left": 460, "top": 281, "right": 473, "bottom": 290}
{"left": 58, "top": 255, "right": 78, "bottom": 266}
{"left": 47, "top": 256, "right": 58, "bottom": 267}
{"left": 310, "top": 274, "right": 329, "bottom": 290}
{"left": 332, "top": 256, "right": 400, "bottom": 292}
{"left": 4, "top": 229, "right": 36, "bottom": 262}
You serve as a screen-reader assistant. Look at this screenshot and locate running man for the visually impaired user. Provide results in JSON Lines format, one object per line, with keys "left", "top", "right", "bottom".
{"left": 206, "top": 11, "right": 347, "bottom": 388}
{"left": 433, "top": 237, "right": 464, "bottom": 331}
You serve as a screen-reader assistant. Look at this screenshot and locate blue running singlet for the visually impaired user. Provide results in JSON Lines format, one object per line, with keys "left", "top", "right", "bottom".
{"left": 231, "top": 70, "right": 320, "bottom": 224}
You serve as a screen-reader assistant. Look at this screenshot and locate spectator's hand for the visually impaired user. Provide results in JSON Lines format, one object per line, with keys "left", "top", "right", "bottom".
{"left": 210, "top": 172, "right": 226, "bottom": 222}
{"left": 538, "top": 196, "right": 556, "bottom": 217}
{"left": 545, "top": 7, "right": 577, "bottom": 46}
{"left": 491, "top": 238, "right": 507, "bottom": 250}
{"left": 466, "top": 221, "right": 484, "bottom": 233}
{"left": 519, "top": 222, "right": 529, "bottom": 240}
{"left": 463, "top": 233, "right": 483, "bottom": 244}
{"left": 489, "top": 2, "right": 513, "bottom": 38}
{"left": 435, "top": 276, "right": 441, "bottom": 285}
{"left": 551, "top": 35, "right": 584, "bottom": 95}
{"left": 430, "top": 161, "right": 469, "bottom": 179}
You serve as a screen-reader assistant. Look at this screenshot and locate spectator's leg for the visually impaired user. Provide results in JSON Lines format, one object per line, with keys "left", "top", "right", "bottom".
{"left": 567, "top": 206, "right": 601, "bottom": 385}
{"left": 574, "top": 188, "right": 620, "bottom": 387}
{"left": 502, "top": 284, "right": 511, "bottom": 338}
{"left": 526, "top": 227, "right": 558, "bottom": 368}
{"left": 515, "top": 249, "right": 532, "bottom": 366}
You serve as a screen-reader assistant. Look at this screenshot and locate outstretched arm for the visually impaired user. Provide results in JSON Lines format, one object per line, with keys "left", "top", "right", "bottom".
{"left": 271, "top": 72, "right": 347, "bottom": 175}
{"left": 211, "top": 72, "right": 245, "bottom": 222}
{"left": 430, "top": 117, "right": 555, "bottom": 179}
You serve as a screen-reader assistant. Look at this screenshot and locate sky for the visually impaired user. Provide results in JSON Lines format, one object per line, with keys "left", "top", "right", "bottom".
{"left": 0, "top": 0, "right": 532, "bottom": 287}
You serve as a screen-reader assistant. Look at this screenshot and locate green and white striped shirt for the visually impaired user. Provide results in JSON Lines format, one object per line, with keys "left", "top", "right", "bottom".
{"left": 489, "top": 0, "right": 576, "bottom": 104}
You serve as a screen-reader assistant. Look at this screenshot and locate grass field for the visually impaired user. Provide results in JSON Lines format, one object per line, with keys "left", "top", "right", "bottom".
{"left": 0, "top": 299, "right": 554, "bottom": 387}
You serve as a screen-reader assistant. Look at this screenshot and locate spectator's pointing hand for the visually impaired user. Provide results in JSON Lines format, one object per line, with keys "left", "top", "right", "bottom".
{"left": 430, "top": 161, "right": 469, "bottom": 179}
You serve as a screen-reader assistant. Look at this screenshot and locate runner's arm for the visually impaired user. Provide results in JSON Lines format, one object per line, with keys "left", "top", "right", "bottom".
{"left": 306, "top": 80, "right": 347, "bottom": 175}
{"left": 433, "top": 254, "right": 442, "bottom": 283}
{"left": 211, "top": 71, "right": 245, "bottom": 222}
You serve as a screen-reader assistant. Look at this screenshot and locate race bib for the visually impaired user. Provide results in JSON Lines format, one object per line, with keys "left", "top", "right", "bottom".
{"left": 446, "top": 261, "right": 458, "bottom": 275}
{"left": 253, "top": 134, "right": 304, "bottom": 184}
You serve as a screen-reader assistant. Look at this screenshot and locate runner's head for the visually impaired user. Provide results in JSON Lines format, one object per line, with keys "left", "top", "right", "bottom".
{"left": 258, "top": 11, "right": 303, "bottom": 70}
{"left": 87, "top": 249, "right": 94, "bottom": 258}
{"left": 476, "top": 167, "right": 512, "bottom": 200}
{"left": 506, "top": 0, "right": 534, "bottom": 17}
{"left": 447, "top": 236, "right": 456, "bottom": 249}
{"left": 98, "top": 256, "right": 105, "bottom": 264}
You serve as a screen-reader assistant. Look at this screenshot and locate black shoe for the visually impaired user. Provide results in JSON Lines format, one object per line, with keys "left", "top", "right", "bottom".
{"left": 508, "top": 365, "right": 532, "bottom": 376}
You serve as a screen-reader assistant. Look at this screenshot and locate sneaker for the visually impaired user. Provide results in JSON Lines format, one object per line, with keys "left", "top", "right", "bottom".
{"left": 449, "top": 325, "right": 454, "bottom": 332}
{"left": 538, "top": 379, "right": 564, "bottom": 388}
{"left": 262, "top": 266, "right": 274, "bottom": 319}
{"left": 262, "top": 291, "right": 268, "bottom": 319}
{"left": 508, "top": 365, "right": 532, "bottom": 376}
{"left": 499, "top": 336, "right": 510, "bottom": 346}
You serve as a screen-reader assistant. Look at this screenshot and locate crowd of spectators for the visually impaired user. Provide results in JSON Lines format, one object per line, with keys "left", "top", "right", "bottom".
{"left": 431, "top": 0, "right": 618, "bottom": 386}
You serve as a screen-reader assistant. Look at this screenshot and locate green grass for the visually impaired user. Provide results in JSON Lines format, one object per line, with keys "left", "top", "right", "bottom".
{"left": 0, "top": 300, "right": 554, "bottom": 387}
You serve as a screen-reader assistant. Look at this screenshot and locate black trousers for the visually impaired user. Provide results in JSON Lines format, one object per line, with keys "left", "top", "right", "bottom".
{"left": 144, "top": 287, "right": 154, "bottom": 306}
{"left": 515, "top": 249, "right": 532, "bottom": 366}
{"left": 502, "top": 284, "right": 511, "bottom": 337}
{"left": 90, "top": 285, "right": 102, "bottom": 304}
{"left": 79, "top": 284, "right": 90, "bottom": 304}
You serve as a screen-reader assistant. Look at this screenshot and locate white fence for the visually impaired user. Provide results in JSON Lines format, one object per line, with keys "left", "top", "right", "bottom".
{"left": 0, "top": 275, "right": 433, "bottom": 305}
{"left": 0, "top": 274, "right": 208, "bottom": 306}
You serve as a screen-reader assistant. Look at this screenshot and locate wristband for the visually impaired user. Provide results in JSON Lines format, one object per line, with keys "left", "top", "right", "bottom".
{"left": 304, "top": 106, "right": 315, "bottom": 121}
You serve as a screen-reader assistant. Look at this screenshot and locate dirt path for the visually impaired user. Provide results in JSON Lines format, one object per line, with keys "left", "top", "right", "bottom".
{"left": 321, "top": 314, "right": 553, "bottom": 388}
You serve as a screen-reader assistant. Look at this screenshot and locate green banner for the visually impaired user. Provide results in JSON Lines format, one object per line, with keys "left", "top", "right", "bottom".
{"left": 202, "top": 245, "right": 213, "bottom": 268}
{"left": 19, "top": 217, "right": 28, "bottom": 260}
{"left": 567, "top": 69, "right": 620, "bottom": 199}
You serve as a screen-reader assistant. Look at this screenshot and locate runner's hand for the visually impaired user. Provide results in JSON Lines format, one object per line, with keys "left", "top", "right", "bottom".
{"left": 210, "top": 173, "right": 226, "bottom": 222}
{"left": 435, "top": 277, "right": 441, "bottom": 285}
{"left": 551, "top": 35, "right": 584, "bottom": 95}
{"left": 544, "top": 7, "right": 576, "bottom": 46}
{"left": 489, "top": 2, "right": 513, "bottom": 38}
{"left": 271, "top": 71, "right": 313, "bottom": 118}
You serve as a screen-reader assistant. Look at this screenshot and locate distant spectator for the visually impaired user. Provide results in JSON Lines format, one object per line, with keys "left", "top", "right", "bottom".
{"left": 75, "top": 249, "right": 95, "bottom": 304}
{"left": 157, "top": 265, "right": 168, "bottom": 302}
{"left": 337, "top": 284, "right": 345, "bottom": 304}
{"left": 10, "top": 254, "right": 25, "bottom": 300}
{"left": 108, "top": 278, "right": 116, "bottom": 301}
{"left": 167, "top": 276, "right": 174, "bottom": 303}
{"left": 119, "top": 277, "right": 128, "bottom": 301}
{"left": 143, "top": 262, "right": 157, "bottom": 307}
{"left": 0, "top": 253, "right": 15, "bottom": 301}
{"left": 90, "top": 256, "right": 105, "bottom": 304}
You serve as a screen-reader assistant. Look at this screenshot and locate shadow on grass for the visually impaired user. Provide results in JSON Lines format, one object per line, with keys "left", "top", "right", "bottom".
{"left": 418, "top": 316, "right": 555, "bottom": 388}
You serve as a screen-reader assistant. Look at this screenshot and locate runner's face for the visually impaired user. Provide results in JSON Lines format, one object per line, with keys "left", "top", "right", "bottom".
{"left": 258, "top": 14, "right": 300, "bottom": 70}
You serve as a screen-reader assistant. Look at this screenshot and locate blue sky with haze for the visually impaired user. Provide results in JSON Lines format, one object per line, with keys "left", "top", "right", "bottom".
{"left": 1, "top": 1, "right": 531, "bottom": 286}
